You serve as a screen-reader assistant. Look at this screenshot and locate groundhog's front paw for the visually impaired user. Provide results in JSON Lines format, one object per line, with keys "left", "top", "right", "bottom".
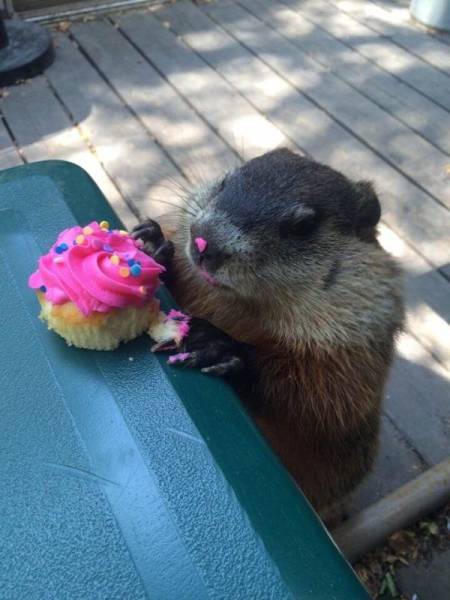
{"left": 131, "top": 219, "right": 174, "bottom": 270}
{"left": 158, "top": 316, "right": 247, "bottom": 376}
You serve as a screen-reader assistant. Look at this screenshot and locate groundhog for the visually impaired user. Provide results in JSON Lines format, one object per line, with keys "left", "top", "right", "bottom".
{"left": 133, "top": 148, "right": 404, "bottom": 524}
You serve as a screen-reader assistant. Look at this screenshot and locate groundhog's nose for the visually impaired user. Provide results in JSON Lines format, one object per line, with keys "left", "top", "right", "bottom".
{"left": 190, "top": 228, "right": 228, "bottom": 271}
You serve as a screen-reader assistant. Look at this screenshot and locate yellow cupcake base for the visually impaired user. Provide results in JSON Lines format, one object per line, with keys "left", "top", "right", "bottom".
{"left": 37, "top": 293, "right": 159, "bottom": 350}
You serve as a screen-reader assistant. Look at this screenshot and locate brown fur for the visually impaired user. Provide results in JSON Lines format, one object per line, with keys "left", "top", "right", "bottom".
{"left": 161, "top": 225, "right": 403, "bottom": 521}
{"left": 159, "top": 218, "right": 403, "bottom": 521}
{"left": 157, "top": 151, "right": 404, "bottom": 521}
{"left": 253, "top": 343, "right": 389, "bottom": 514}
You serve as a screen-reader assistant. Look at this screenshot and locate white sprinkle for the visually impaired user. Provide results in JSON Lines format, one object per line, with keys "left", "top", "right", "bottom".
{"left": 128, "top": 357, "right": 134, "bottom": 362}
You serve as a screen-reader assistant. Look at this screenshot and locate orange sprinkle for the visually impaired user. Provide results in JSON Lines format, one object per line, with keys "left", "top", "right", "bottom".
{"left": 82, "top": 226, "right": 93, "bottom": 235}
{"left": 139, "top": 286, "right": 147, "bottom": 295}
{"left": 119, "top": 267, "right": 130, "bottom": 278}
{"left": 110, "top": 254, "right": 120, "bottom": 265}
{"left": 75, "top": 234, "right": 85, "bottom": 245}
{"left": 99, "top": 220, "right": 110, "bottom": 230}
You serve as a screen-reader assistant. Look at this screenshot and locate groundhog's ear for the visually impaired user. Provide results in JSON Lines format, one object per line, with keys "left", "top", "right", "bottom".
{"left": 279, "top": 205, "right": 319, "bottom": 238}
{"left": 354, "top": 181, "right": 381, "bottom": 231}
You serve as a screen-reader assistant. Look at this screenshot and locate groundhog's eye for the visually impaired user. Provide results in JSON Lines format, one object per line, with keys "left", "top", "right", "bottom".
{"left": 279, "top": 206, "right": 320, "bottom": 239}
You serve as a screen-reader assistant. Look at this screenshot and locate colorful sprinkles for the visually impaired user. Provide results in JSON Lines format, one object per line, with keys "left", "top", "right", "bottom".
{"left": 55, "top": 243, "right": 69, "bottom": 254}
{"left": 130, "top": 263, "right": 142, "bottom": 277}
{"left": 48, "top": 221, "right": 156, "bottom": 281}
{"left": 29, "top": 220, "right": 166, "bottom": 319}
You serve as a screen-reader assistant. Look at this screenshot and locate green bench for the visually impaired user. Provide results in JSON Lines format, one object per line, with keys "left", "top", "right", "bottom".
{"left": 0, "top": 160, "right": 368, "bottom": 599}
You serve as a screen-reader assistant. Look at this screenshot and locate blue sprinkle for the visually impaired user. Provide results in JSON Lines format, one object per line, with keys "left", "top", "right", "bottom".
{"left": 103, "top": 244, "right": 113, "bottom": 252}
{"left": 72, "top": 239, "right": 77, "bottom": 245}
{"left": 130, "top": 263, "right": 142, "bottom": 277}
{"left": 55, "top": 245, "right": 64, "bottom": 254}
{"left": 127, "top": 258, "right": 136, "bottom": 266}
{"left": 40, "top": 285, "right": 47, "bottom": 293}
{"left": 59, "top": 243, "right": 69, "bottom": 251}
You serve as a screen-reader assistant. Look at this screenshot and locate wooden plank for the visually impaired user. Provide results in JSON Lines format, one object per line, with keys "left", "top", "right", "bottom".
{"left": 161, "top": 2, "right": 450, "bottom": 470}
{"left": 385, "top": 332, "right": 450, "bottom": 466}
{"left": 349, "top": 415, "right": 426, "bottom": 513}
{"left": 14, "top": 0, "right": 152, "bottom": 14}
{"left": 15, "top": 0, "right": 81, "bottom": 9}
{"left": 246, "top": 0, "right": 450, "bottom": 155}
{"left": 378, "top": 223, "right": 450, "bottom": 371}
{"left": 439, "top": 263, "right": 450, "bottom": 281}
{"left": 0, "top": 77, "right": 136, "bottom": 228}
{"left": 373, "top": 0, "right": 410, "bottom": 7}
{"left": 327, "top": 0, "right": 450, "bottom": 74}
{"left": 0, "top": 119, "right": 23, "bottom": 171}
{"left": 211, "top": 1, "right": 450, "bottom": 208}
{"left": 390, "top": 32, "right": 450, "bottom": 74}
{"left": 106, "top": 1, "right": 450, "bottom": 364}
{"left": 110, "top": 4, "right": 450, "bottom": 369}
{"left": 360, "top": 0, "right": 450, "bottom": 48}
{"left": 297, "top": 0, "right": 450, "bottom": 54}
{"left": 162, "top": 0, "right": 450, "bottom": 269}
{"left": 70, "top": 20, "right": 238, "bottom": 184}
{"left": 291, "top": 0, "right": 450, "bottom": 111}
{"left": 46, "top": 32, "right": 183, "bottom": 221}
{"left": 174, "top": 0, "right": 450, "bottom": 332}
{"left": 115, "top": 12, "right": 289, "bottom": 162}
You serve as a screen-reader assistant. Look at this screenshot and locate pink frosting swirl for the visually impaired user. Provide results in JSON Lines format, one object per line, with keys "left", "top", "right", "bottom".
{"left": 29, "top": 221, "right": 165, "bottom": 316}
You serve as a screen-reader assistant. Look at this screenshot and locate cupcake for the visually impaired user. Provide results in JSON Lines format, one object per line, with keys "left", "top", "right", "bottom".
{"left": 28, "top": 221, "right": 165, "bottom": 350}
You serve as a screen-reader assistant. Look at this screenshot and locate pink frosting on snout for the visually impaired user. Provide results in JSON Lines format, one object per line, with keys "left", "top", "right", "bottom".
{"left": 194, "top": 237, "right": 208, "bottom": 253}
{"left": 28, "top": 221, "right": 165, "bottom": 316}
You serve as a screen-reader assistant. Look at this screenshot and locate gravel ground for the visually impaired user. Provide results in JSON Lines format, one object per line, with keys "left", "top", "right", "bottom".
{"left": 354, "top": 503, "right": 450, "bottom": 599}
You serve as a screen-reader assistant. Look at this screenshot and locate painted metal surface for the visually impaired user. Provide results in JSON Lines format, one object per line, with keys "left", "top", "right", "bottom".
{"left": 0, "top": 160, "right": 368, "bottom": 599}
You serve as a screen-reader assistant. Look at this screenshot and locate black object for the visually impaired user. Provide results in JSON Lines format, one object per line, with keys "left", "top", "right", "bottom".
{"left": 0, "top": 16, "right": 54, "bottom": 86}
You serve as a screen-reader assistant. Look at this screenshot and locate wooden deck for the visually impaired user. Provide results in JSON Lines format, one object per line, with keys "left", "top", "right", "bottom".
{"left": 1, "top": 0, "right": 449, "bottom": 518}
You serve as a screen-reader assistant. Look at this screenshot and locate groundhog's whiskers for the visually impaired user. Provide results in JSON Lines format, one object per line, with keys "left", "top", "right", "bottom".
{"left": 131, "top": 194, "right": 196, "bottom": 218}
{"left": 151, "top": 199, "right": 196, "bottom": 218}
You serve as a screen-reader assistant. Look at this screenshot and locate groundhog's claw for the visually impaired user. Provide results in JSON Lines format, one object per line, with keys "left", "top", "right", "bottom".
{"left": 149, "top": 313, "right": 250, "bottom": 377}
{"left": 151, "top": 340, "right": 178, "bottom": 352}
{"left": 201, "top": 357, "right": 245, "bottom": 376}
{"left": 132, "top": 219, "right": 174, "bottom": 272}
{"left": 166, "top": 317, "right": 248, "bottom": 377}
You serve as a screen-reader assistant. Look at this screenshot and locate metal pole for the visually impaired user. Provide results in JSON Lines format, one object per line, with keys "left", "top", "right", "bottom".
{"left": 332, "top": 458, "right": 450, "bottom": 563}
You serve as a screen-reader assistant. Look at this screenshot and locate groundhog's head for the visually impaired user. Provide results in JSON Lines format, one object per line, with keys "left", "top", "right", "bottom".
{"left": 183, "top": 148, "right": 381, "bottom": 298}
